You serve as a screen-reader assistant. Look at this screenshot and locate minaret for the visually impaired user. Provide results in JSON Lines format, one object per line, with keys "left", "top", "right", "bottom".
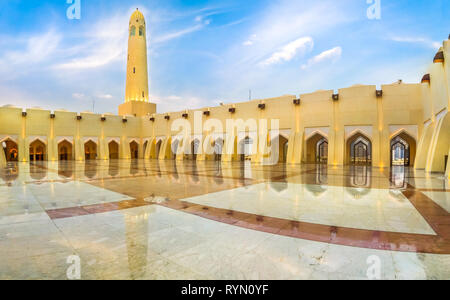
{"left": 119, "top": 9, "right": 156, "bottom": 117}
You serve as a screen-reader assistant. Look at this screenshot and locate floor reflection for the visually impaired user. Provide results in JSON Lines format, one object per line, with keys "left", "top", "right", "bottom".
{"left": 0, "top": 163, "right": 18, "bottom": 184}
{"left": 0, "top": 159, "right": 449, "bottom": 279}
{"left": 348, "top": 165, "right": 371, "bottom": 188}
{"left": 390, "top": 165, "right": 408, "bottom": 188}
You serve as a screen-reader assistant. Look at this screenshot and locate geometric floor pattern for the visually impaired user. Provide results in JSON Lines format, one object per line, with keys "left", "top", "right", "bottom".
{"left": 0, "top": 160, "right": 449, "bottom": 279}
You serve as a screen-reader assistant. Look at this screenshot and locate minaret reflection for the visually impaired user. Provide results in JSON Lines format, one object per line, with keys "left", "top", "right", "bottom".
{"left": 123, "top": 206, "right": 151, "bottom": 279}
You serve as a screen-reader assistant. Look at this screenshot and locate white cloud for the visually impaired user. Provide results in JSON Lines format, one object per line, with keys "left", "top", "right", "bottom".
{"left": 220, "top": 18, "right": 247, "bottom": 28}
{"left": 301, "top": 46, "right": 342, "bottom": 70}
{"left": 153, "top": 24, "right": 205, "bottom": 44}
{"left": 97, "top": 94, "right": 113, "bottom": 99}
{"left": 0, "top": 85, "right": 45, "bottom": 109}
{"left": 0, "top": 30, "right": 61, "bottom": 77}
{"left": 261, "top": 37, "right": 314, "bottom": 66}
{"left": 389, "top": 36, "right": 441, "bottom": 50}
{"left": 6, "top": 31, "right": 61, "bottom": 65}
{"left": 151, "top": 94, "right": 210, "bottom": 113}
{"left": 243, "top": 34, "right": 257, "bottom": 46}
{"left": 53, "top": 13, "right": 129, "bottom": 70}
{"left": 54, "top": 6, "right": 213, "bottom": 70}
{"left": 72, "top": 93, "right": 85, "bottom": 99}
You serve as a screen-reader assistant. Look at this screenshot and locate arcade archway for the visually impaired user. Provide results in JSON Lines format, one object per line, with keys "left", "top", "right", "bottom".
{"left": 347, "top": 133, "right": 372, "bottom": 165}
{"left": 190, "top": 139, "right": 200, "bottom": 160}
{"left": 2, "top": 139, "right": 18, "bottom": 162}
{"left": 390, "top": 132, "right": 416, "bottom": 166}
{"left": 58, "top": 140, "right": 72, "bottom": 161}
{"left": 84, "top": 140, "right": 97, "bottom": 160}
{"left": 130, "top": 141, "right": 139, "bottom": 159}
{"left": 30, "top": 139, "right": 46, "bottom": 161}
{"left": 109, "top": 141, "right": 119, "bottom": 159}
{"left": 306, "top": 133, "right": 328, "bottom": 164}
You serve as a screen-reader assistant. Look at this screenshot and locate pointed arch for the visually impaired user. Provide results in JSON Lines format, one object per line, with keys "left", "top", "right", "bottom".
{"left": 84, "top": 140, "right": 98, "bottom": 160}
{"left": 1, "top": 137, "right": 19, "bottom": 162}
{"left": 390, "top": 131, "right": 417, "bottom": 167}
{"left": 346, "top": 131, "right": 372, "bottom": 165}
{"left": 29, "top": 139, "right": 46, "bottom": 161}
{"left": 306, "top": 133, "right": 328, "bottom": 163}
{"left": 305, "top": 129, "right": 329, "bottom": 141}
{"left": 130, "top": 140, "right": 139, "bottom": 159}
{"left": 0, "top": 135, "right": 19, "bottom": 144}
{"left": 58, "top": 139, "right": 73, "bottom": 161}
{"left": 29, "top": 136, "right": 47, "bottom": 146}
{"left": 108, "top": 140, "right": 119, "bottom": 159}
{"left": 389, "top": 128, "right": 417, "bottom": 142}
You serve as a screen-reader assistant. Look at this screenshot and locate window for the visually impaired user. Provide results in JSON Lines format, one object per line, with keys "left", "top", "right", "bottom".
{"left": 130, "top": 26, "right": 136, "bottom": 37}
{"left": 139, "top": 26, "right": 144, "bottom": 36}
{"left": 133, "top": 67, "right": 135, "bottom": 74}
{"left": 142, "top": 92, "right": 145, "bottom": 98}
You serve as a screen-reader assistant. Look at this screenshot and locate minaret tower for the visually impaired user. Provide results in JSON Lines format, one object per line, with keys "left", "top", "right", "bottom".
{"left": 119, "top": 9, "right": 156, "bottom": 117}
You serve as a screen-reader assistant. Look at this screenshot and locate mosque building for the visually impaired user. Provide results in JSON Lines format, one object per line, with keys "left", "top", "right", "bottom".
{"left": 0, "top": 9, "right": 449, "bottom": 179}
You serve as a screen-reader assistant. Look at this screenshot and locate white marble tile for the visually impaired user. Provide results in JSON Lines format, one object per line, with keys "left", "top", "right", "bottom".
{"left": 185, "top": 182, "right": 435, "bottom": 234}
{"left": 406, "top": 177, "right": 450, "bottom": 190}
{"left": 27, "top": 181, "right": 134, "bottom": 209}
{"left": 422, "top": 191, "right": 450, "bottom": 213}
{"left": 390, "top": 251, "right": 450, "bottom": 280}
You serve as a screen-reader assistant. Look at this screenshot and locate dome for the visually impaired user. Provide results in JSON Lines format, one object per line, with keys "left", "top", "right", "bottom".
{"left": 130, "top": 9, "right": 145, "bottom": 22}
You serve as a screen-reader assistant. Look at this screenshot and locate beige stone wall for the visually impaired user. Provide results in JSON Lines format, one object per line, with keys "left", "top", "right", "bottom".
{"left": 415, "top": 40, "right": 450, "bottom": 176}
{"left": 1, "top": 38, "right": 449, "bottom": 179}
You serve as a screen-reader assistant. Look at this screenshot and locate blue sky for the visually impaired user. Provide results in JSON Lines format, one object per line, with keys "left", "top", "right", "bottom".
{"left": 0, "top": 0, "right": 448, "bottom": 114}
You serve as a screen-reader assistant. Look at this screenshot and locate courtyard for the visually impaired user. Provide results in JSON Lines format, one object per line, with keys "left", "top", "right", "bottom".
{"left": 0, "top": 159, "right": 448, "bottom": 280}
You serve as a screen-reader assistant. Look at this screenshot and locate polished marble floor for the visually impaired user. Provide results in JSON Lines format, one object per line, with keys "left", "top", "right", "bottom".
{"left": 0, "top": 160, "right": 449, "bottom": 279}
